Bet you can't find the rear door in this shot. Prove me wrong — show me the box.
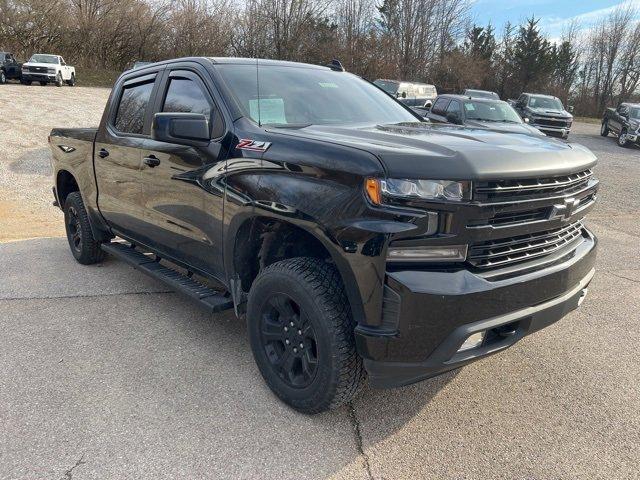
[138,66,227,278]
[94,70,162,239]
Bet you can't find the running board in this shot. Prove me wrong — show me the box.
[101,242,233,313]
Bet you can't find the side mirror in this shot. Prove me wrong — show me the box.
[401,92,407,99]
[446,111,462,125]
[152,112,210,146]
[568,105,574,113]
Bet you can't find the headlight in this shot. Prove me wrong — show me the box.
[47,68,56,74]
[387,245,467,263]
[379,178,469,202]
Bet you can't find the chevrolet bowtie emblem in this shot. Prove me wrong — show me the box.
[550,197,580,220]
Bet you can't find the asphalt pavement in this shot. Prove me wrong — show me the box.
[1,123,639,479]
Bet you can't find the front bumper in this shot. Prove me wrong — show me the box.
[355,229,597,388]
[22,73,56,82]
[531,123,571,137]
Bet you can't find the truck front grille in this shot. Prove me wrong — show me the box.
[467,221,584,269]
[533,118,571,128]
[474,169,593,201]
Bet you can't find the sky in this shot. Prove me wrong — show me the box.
[470,0,640,41]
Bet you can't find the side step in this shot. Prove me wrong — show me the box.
[101,242,234,313]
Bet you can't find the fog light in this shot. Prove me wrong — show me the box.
[457,331,485,352]
[386,245,467,263]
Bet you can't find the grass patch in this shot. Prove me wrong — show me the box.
[75,68,121,88]
[575,116,601,124]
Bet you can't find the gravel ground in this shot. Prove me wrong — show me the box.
[0,84,110,241]
[0,87,639,479]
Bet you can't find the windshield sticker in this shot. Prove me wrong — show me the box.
[464,103,475,111]
[319,82,338,88]
[249,98,287,124]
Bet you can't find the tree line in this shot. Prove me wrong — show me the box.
[1,0,639,116]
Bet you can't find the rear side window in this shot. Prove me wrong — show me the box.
[114,80,155,134]
[446,100,461,114]
[162,78,211,117]
[431,97,449,115]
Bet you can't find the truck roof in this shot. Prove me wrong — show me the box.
[125,56,332,72]
[523,93,558,99]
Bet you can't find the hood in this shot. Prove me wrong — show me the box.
[267,122,596,180]
[527,107,572,119]
[463,120,545,136]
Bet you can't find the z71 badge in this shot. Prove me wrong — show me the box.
[237,139,272,152]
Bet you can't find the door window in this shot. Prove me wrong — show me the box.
[162,77,211,117]
[114,80,155,135]
[431,97,450,115]
[446,100,461,115]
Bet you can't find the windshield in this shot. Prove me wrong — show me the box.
[373,80,399,95]
[463,100,522,123]
[28,54,58,64]
[218,65,417,126]
[528,96,563,110]
[630,107,640,119]
[466,90,498,99]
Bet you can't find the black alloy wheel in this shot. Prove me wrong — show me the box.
[66,205,83,254]
[259,293,319,388]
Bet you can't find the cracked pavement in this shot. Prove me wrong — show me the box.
[0,95,639,479]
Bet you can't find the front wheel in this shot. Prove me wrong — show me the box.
[55,73,63,87]
[247,257,365,413]
[618,129,629,147]
[601,121,610,137]
[0,70,6,84]
[64,191,104,264]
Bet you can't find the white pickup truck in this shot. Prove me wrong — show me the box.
[21,54,75,87]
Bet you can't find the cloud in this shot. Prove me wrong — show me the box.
[541,0,640,36]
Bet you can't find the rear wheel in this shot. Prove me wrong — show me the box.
[0,70,6,84]
[247,257,364,413]
[600,121,609,137]
[64,192,104,265]
[618,128,629,147]
[66,73,76,86]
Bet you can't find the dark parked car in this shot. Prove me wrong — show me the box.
[374,79,438,108]
[49,57,598,413]
[0,52,22,84]
[513,93,573,138]
[426,94,545,136]
[601,102,640,148]
[462,89,499,100]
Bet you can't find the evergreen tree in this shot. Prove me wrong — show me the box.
[513,17,553,92]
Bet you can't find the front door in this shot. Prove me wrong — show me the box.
[139,68,227,279]
[94,71,161,239]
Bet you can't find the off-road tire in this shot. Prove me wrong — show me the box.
[64,191,104,265]
[0,70,6,84]
[55,73,63,87]
[618,128,629,148]
[67,74,75,86]
[600,121,609,137]
[247,257,365,413]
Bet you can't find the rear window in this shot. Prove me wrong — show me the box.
[114,79,155,134]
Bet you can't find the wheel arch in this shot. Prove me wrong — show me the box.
[227,214,366,325]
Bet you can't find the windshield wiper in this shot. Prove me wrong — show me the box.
[264,123,312,129]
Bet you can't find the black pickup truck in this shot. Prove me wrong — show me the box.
[513,93,573,138]
[0,52,22,84]
[49,57,599,413]
[601,103,640,147]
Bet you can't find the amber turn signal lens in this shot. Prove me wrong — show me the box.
[365,178,382,205]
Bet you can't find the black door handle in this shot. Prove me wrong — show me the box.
[98,148,109,158]
[144,155,161,168]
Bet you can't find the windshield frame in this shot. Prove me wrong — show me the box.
[527,95,564,111]
[28,54,59,64]
[215,64,420,127]
[463,99,523,124]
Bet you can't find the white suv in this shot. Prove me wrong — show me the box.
[21,54,75,87]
